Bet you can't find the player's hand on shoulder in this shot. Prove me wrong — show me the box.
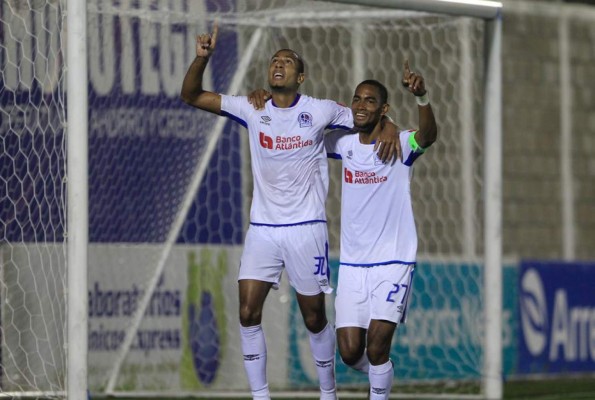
[196,21,218,58]
[402,60,426,97]
[375,118,402,164]
[247,88,272,110]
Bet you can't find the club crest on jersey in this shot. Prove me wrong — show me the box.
[347,150,353,159]
[374,152,386,165]
[298,112,313,128]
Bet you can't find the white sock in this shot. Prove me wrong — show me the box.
[320,387,337,400]
[351,353,370,373]
[240,324,270,400]
[308,323,337,398]
[369,360,393,400]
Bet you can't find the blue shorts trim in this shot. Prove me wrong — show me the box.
[340,260,416,268]
[250,219,327,227]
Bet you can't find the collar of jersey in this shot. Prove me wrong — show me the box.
[271,93,301,108]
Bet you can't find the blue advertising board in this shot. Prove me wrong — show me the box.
[0,0,243,245]
[518,261,595,374]
[289,260,518,385]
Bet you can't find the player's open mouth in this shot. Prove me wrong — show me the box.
[273,73,284,79]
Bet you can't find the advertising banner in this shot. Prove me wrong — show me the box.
[289,260,518,385]
[0,0,243,246]
[519,261,595,374]
[86,244,292,392]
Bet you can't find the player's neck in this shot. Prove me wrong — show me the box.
[270,89,300,108]
[358,125,381,145]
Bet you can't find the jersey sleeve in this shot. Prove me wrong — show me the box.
[220,94,249,128]
[325,129,345,159]
[401,129,425,167]
[323,101,354,131]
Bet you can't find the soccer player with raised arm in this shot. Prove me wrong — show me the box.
[180,22,400,400]
[325,62,438,400]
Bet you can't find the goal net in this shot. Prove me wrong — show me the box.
[1,0,67,397]
[0,0,496,398]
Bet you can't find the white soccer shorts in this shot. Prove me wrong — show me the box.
[335,263,415,329]
[238,222,333,295]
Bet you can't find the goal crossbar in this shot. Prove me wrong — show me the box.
[323,0,502,19]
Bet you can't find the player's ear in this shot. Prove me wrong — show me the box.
[297,73,305,85]
[381,103,390,116]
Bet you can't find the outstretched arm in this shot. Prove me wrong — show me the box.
[180,22,222,114]
[402,60,438,149]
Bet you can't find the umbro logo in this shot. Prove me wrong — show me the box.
[260,116,271,125]
[315,360,333,368]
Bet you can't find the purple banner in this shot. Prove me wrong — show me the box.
[0,0,243,245]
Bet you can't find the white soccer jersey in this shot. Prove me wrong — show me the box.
[221,94,353,226]
[325,129,424,266]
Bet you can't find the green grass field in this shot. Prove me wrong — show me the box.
[90,377,595,400]
[504,377,595,399]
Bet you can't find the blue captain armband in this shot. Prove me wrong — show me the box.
[408,132,426,153]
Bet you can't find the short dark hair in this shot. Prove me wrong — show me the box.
[357,80,388,104]
[273,49,305,74]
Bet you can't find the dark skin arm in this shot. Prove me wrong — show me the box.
[402,60,438,148]
[247,89,402,163]
[180,22,222,114]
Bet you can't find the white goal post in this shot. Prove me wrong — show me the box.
[67,0,89,399]
[0,0,502,399]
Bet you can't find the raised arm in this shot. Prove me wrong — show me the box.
[402,60,438,149]
[180,22,222,114]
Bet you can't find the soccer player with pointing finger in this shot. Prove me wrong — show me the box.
[181,21,401,400]
[325,61,438,400]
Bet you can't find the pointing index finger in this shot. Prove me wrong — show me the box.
[211,20,219,48]
[404,59,410,74]
[402,59,411,87]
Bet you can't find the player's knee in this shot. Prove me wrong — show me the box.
[366,342,391,365]
[302,314,327,333]
[339,352,362,367]
[338,342,364,366]
[238,304,262,326]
